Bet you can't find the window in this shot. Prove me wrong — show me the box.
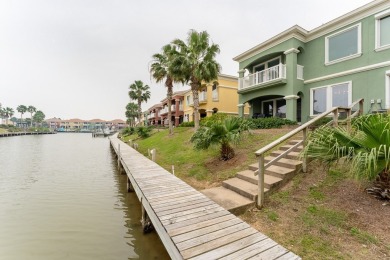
[375,9,390,50]
[212,83,218,101]
[310,82,352,115]
[261,98,286,118]
[325,24,361,64]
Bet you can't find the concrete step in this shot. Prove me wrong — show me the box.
[279,144,303,152]
[264,156,303,170]
[222,177,269,201]
[271,150,301,160]
[201,186,255,214]
[236,170,282,190]
[288,139,303,145]
[249,163,296,180]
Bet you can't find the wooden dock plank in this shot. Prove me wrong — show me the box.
[218,237,277,260]
[109,135,300,260]
[176,223,251,251]
[181,227,258,259]
[190,233,269,260]
[248,245,289,259]
[167,214,237,237]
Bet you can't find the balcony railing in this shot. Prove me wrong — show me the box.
[239,64,286,90]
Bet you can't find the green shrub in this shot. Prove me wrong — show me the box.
[179,121,194,127]
[122,127,135,136]
[200,113,229,126]
[248,117,297,129]
[136,126,152,138]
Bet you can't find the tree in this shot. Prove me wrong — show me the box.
[191,116,251,160]
[128,80,151,124]
[171,30,221,129]
[303,114,390,199]
[150,44,183,135]
[5,107,14,125]
[0,107,5,124]
[125,102,139,127]
[17,105,27,126]
[27,106,36,127]
[33,110,45,126]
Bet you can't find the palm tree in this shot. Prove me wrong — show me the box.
[303,114,390,199]
[17,105,27,127]
[171,30,221,129]
[0,107,5,124]
[150,44,182,135]
[128,80,151,124]
[191,116,251,160]
[5,107,14,125]
[125,102,139,127]
[27,106,36,127]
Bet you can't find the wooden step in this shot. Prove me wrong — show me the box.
[271,150,300,160]
[236,170,283,190]
[264,156,302,170]
[249,163,296,180]
[288,139,303,145]
[222,178,269,201]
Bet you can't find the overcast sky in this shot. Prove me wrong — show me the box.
[0,0,373,120]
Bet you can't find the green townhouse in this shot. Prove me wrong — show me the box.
[234,0,390,123]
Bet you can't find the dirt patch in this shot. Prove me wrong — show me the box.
[239,161,390,259]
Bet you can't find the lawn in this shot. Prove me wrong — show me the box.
[120,127,390,259]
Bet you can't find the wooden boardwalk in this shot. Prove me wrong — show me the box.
[109,135,300,260]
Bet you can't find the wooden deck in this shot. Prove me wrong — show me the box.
[109,135,301,260]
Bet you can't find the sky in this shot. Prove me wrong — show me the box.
[0,0,373,120]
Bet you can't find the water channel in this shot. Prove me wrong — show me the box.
[0,133,170,259]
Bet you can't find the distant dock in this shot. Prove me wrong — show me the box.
[0,132,56,138]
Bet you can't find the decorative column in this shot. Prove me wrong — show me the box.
[284,95,300,121]
[238,69,246,91]
[238,104,245,117]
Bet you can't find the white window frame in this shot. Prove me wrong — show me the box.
[261,97,286,117]
[253,56,281,72]
[386,70,390,109]
[375,9,390,52]
[310,81,352,116]
[325,23,362,65]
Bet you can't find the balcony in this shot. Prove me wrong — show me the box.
[239,64,286,92]
[199,91,207,103]
[212,90,218,101]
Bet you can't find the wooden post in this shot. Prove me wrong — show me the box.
[172,165,175,175]
[333,108,338,127]
[127,176,134,192]
[257,154,265,209]
[302,127,307,173]
[359,99,364,116]
[151,149,156,162]
[117,143,121,168]
[346,108,352,132]
[133,143,138,150]
[140,198,153,233]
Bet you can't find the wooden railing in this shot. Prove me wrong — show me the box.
[254,98,364,208]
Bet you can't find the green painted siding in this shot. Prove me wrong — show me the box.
[238,5,390,122]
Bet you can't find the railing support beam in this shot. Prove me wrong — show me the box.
[257,154,265,209]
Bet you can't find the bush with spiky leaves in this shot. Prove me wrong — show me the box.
[303,114,390,199]
[191,116,252,161]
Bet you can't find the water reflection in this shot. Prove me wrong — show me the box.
[0,134,169,259]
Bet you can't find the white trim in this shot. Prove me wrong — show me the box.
[310,81,352,116]
[237,104,245,107]
[386,70,390,109]
[305,60,390,84]
[325,23,361,65]
[253,56,281,73]
[375,9,390,51]
[284,95,300,100]
[283,48,300,55]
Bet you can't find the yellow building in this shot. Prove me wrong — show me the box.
[182,74,249,122]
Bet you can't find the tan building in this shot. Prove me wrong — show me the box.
[183,74,249,122]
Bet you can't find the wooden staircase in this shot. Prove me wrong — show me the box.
[202,139,303,213]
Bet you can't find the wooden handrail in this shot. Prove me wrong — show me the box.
[254,98,364,208]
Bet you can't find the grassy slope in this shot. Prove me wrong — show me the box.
[121,127,390,259]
